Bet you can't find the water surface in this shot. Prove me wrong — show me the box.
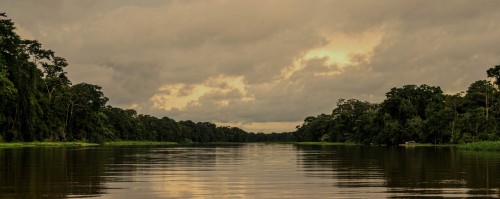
[1,144,499,198]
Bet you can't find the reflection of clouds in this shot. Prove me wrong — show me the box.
[97,145,399,198]
[6,145,500,198]
[147,145,269,198]
[101,144,397,198]
[150,170,248,198]
[66,145,500,198]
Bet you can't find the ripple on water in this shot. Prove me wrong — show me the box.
[1,144,500,198]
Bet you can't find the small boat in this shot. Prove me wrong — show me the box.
[398,141,417,147]
[405,141,416,145]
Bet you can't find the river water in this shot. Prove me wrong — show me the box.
[1,144,499,198]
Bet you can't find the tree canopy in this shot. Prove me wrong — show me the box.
[293,77,500,145]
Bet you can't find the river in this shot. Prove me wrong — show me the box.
[1,144,499,198]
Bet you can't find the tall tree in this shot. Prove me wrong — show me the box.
[65,83,109,142]
[486,65,500,88]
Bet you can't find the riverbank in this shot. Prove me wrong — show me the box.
[258,142,358,145]
[2,141,500,151]
[457,141,500,151]
[103,141,178,146]
[0,142,98,148]
[0,141,178,148]
[398,143,457,147]
[0,141,361,148]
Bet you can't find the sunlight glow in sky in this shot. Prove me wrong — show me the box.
[305,31,384,67]
[280,31,383,80]
[151,75,253,111]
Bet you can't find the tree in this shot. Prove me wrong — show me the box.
[65,83,109,142]
[486,64,500,88]
[0,67,17,141]
[1,13,47,141]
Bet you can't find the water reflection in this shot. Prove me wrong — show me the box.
[0,147,109,198]
[295,145,500,198]
[1,144,500,198]
[102,145,246,198]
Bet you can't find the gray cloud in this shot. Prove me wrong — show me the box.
[2,0,500,132]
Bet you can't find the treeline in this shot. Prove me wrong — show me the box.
[294,68,500,145]
[100,107,295,143]
[0,13,297,143]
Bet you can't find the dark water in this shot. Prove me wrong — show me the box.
[1,144,500,198]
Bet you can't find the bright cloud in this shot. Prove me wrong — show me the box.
[281,30,384,79]
[151,75,253,111]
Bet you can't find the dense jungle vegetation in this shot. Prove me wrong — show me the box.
[1,13,499,145]
[293,80,500,145]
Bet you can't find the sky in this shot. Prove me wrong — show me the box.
[2,0,500,133]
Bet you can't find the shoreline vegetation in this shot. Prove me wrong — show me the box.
[0,142,98,148]
[1,141,500,151]
[280,142,358,146]
[2,13,500,148]
[456,141,500,151]
[0,141,354,148]
[103,141,178,146]
[0,141,179,148]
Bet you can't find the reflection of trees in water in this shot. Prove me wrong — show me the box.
[294,145,500,196]
[0,147,112,198]
[0,144,244,198]
[108,145,244,177]
[114,144,245,169]
[2,144,497,198]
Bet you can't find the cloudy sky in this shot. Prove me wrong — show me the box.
[2,0,500,132]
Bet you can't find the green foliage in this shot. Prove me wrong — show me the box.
[294,65,500,145]
[487,65,500,87]
[0,68,17,130]
[102,141,177,146]
[457,141,500,151]
[0,142,98,148]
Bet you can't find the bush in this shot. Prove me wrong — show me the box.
[457,141,500,151]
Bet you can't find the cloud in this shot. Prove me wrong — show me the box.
[2,0,500,132]
[151,75,252,111]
